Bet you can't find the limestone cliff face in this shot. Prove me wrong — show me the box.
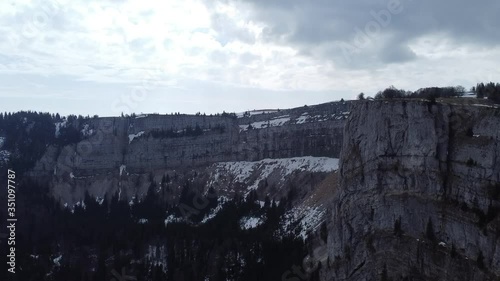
[324,100,500,280]
[28,102,348,205]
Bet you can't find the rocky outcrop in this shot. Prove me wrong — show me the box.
[324,100,500,280]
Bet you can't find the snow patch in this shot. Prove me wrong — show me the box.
[55,119,68,138]
[240,116,291,131]
[296,114,309,124]
[0,150,10,163]
[128,131,145,143]
[0,137,5,149]
[128,197,135,207]
[75,200,86,210]
[53,255,62,267]
[164,214,183,226]
[280,206,326,240]
[211,157,339,194]
[471,103,496,108]
[294,112,349,125]
[239,125,251,131]
[120,165,127,176]
[256,200,266,208]
[240,216,264,230]
[96,197,104,205]
[138,218,149,224]
[269,116,291,126]
[200,197,229,223]
[80,124,94,137]
[145,245,167,272]
[298,207,325,239]
[460,92,476,98]
[135,114,148,119]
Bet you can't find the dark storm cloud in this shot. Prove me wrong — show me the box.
[380,42,417,63]
[221,0,500,67]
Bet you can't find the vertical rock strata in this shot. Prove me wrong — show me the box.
[326,101,500,280]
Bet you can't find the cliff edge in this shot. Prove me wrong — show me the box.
[325,100,500,280]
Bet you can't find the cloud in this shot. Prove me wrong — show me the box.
[228,0,500,67]
[0,0,499,116]
[379,40,417,64]
[211,12,256,45]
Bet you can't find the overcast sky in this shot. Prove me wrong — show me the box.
[0,0,499,116]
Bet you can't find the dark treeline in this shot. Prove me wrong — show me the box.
[358,83,500,104]
[473,82,500,103]
[0,111,89,174]
[124,111,238,119]
[147,124,227,139]
[371,85,465,100]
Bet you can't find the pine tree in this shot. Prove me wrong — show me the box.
[426,218,436,241]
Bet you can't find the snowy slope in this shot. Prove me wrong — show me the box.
[209,156,339,194]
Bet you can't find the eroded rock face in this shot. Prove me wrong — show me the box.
[28,102,349,206]
[325,100,500,280]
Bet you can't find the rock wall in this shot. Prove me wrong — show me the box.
[324,100,500,280]
[28,101,349,205]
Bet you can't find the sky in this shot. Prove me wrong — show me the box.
[0,0,499,116]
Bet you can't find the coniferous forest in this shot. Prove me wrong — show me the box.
[0,177,320,281]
